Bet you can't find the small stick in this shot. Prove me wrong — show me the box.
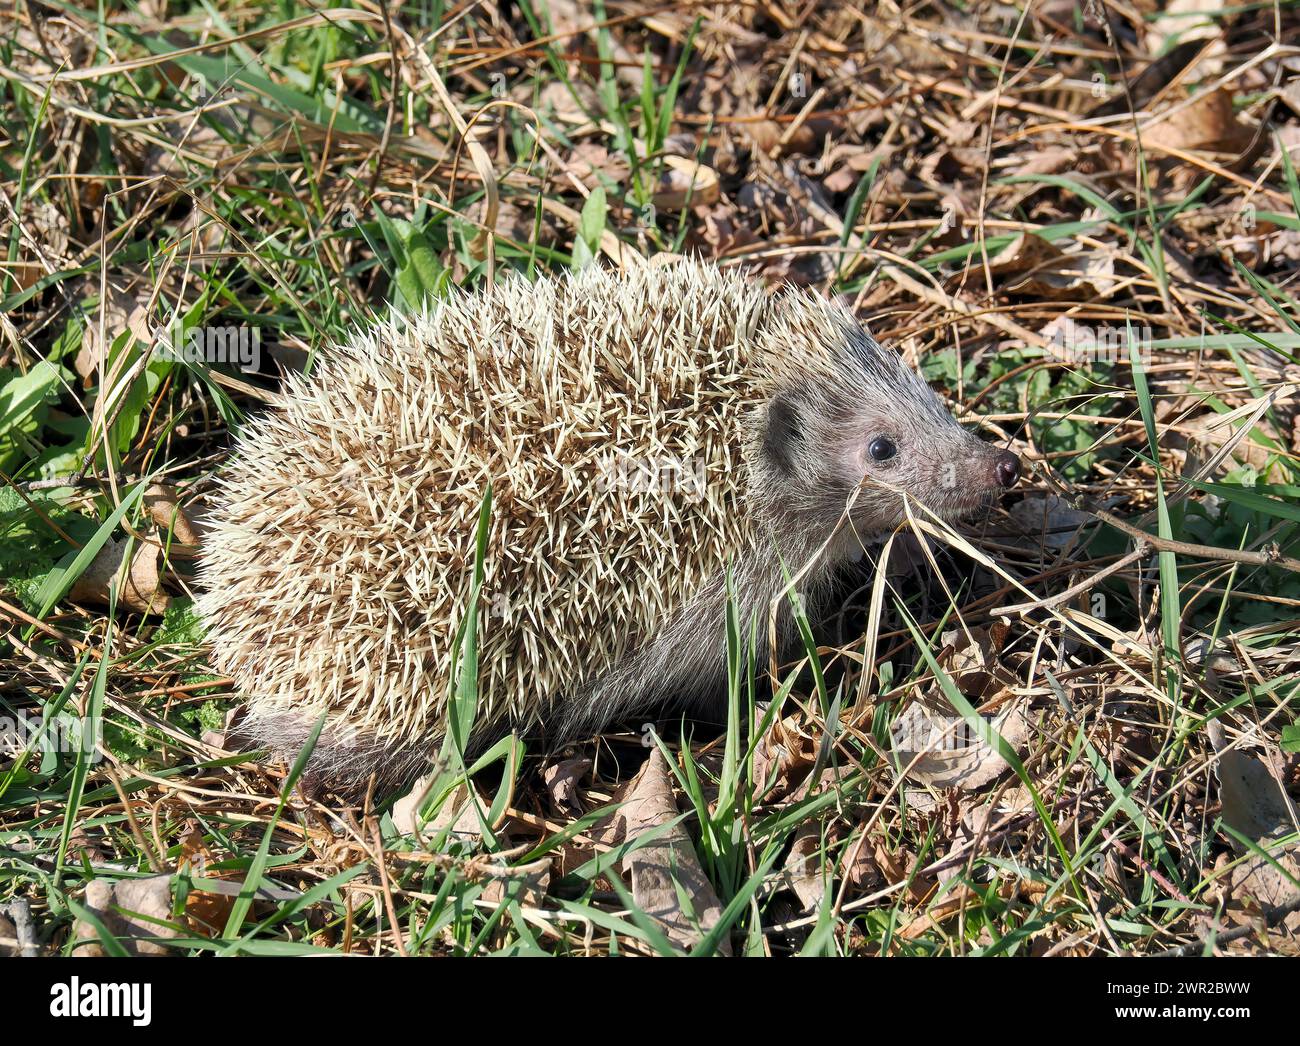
[1088,503,1300,574]
[1154,895,1300,957]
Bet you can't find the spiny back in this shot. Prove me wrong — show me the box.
[197,262,775,750]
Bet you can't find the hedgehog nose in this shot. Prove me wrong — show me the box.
[994,450,1020,489]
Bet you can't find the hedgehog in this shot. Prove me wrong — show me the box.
[196,260,1019,793]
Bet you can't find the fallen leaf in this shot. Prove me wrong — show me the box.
[1006,145,1077,178]
[538,0,584,48]
[1210,721,1297,846]
[73,876,181,956]
[1205,722,1300,946]
[480,858,553,908]
[1008,494,1093,551]
[694,199,761,255]
[781,822,827,911]
[1143,88,1254,156]
[1183,409,1281,476]
[616,747,730,953]
[68,536,170,614]
[65,825,106,865]
[874,840,937,906]
[177,823,235,936]
[9,20,87,78]
[985,233,1112,300]
[565,141,630,189]
[542,756,591,812]
[391,778,487,842]
[144,483,203,545]
[652,155,720,210]
[744,118,824,157]
[940,622,1019,700]
[841,837,884,894]
[539,80,597,125]
[751,708,817,799]
[200,706,241,752]
[891,626,1030,791]
[75,280,152,382]
[8,200,69,291]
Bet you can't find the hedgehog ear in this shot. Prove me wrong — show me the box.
[762,393,803,475]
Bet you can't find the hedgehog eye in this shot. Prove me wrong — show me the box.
[867,436,897,463]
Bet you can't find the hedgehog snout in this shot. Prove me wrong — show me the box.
[931,434,1019,516]
[993,450,1020,489]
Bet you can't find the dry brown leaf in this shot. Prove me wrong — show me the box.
[985,233,1112,299]
[480,859,553,908]
[744,118,822,157]
[539,80,597,125]
[391,778,486,842]
[891,625,1030,792]
[841,836,884,894]
[1183,412,1280,476]
[751,708,817,799]
[1221,848,1300,917]
[889,696,1029,790]
[694,199,761,255]
[936,804,995,886]
[1143,88,1254,155]
[537,0,585,48]
[652,155,721,210]
[177,824,235,936]
[9,20,87,77]
[616,747,729,953]
[8,200,69,291]
[542,756,591,812]
[1006,145,1078,178]
[822,143,885,193]
[940,622,1020,699]
[76,280,152,382]
[488,199,540,244]
[1207,839,1300,952]
[67,536,170,614]
[144,483,203,545]
[73,876,181,956]
[1209,722,1297,846]
[782,822,827,912]
[823,165,859,195]
[788,763,857,804]
[200,706,241,752]
[1008,494,1093,551]
[565,141,630,189]
[1204,722,1300,945]
[65,824,107,866]
[874,840,937,906]
[896,884,976,941]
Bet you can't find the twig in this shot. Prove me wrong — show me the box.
[1088,503,1300,574]
[1154,895,1300,957]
